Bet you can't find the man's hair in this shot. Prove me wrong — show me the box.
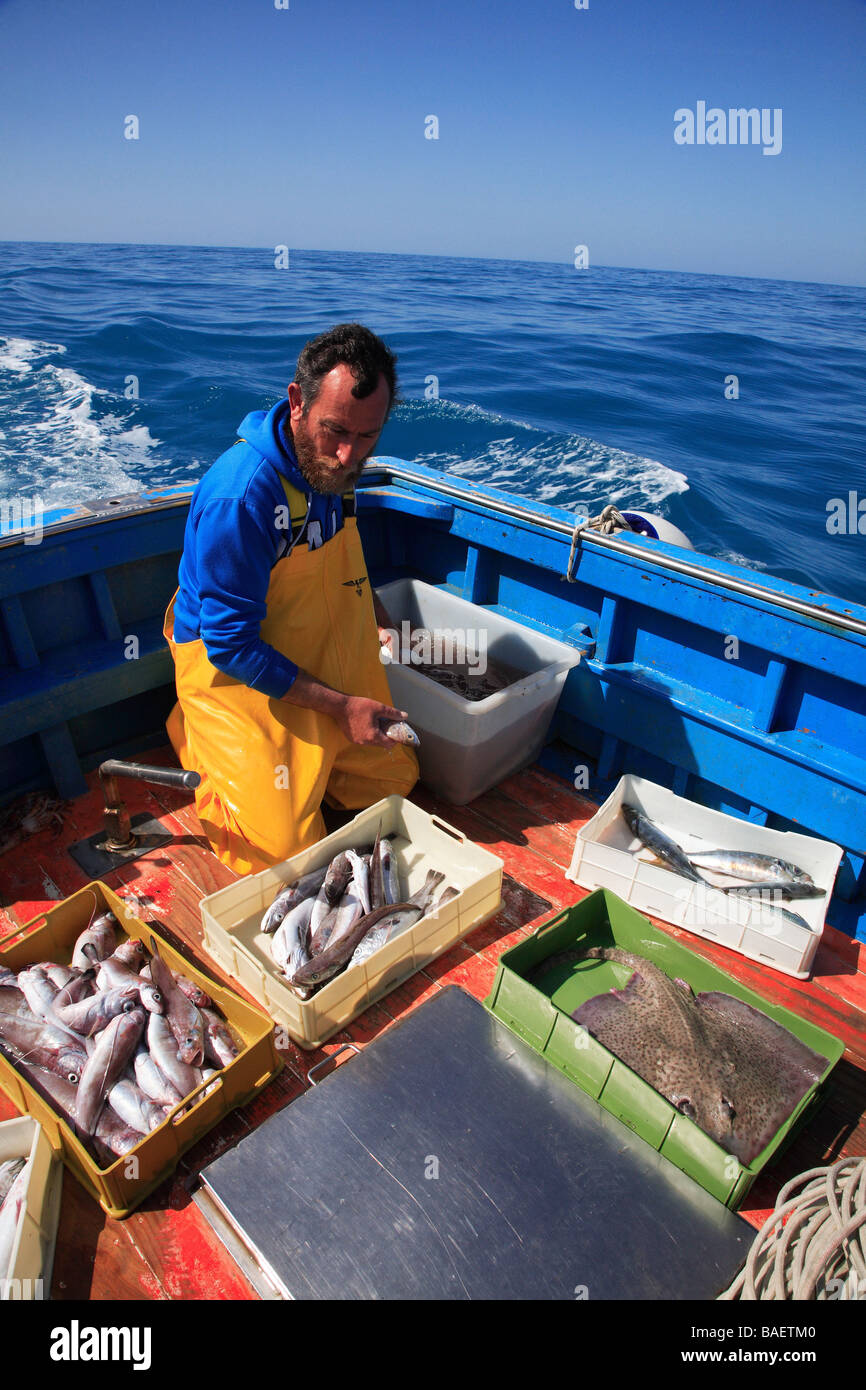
[294,323,398,415]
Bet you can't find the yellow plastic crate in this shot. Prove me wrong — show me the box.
[0,1115,62,1300]
[0,881,282,1219]
[200,795,503,1049]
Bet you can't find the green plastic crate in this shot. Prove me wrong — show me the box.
[484,889,844,1208]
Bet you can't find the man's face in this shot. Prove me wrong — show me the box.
[288,363,391,495]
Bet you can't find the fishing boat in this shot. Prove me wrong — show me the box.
[1,456,864,1301]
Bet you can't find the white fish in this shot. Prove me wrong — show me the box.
[0,1160,29,1277]
[382,720,420,746]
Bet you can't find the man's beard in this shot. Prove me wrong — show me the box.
[290,416,364,495]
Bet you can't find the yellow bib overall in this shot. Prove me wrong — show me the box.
[163,480,418,875]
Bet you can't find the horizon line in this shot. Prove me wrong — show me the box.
[0,238,862,293]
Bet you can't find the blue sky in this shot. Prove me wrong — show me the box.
[0,0,864,283]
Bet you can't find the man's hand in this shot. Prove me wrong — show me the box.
[281,671,408,748]
[335,696,410,748]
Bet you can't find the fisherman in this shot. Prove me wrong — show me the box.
[163,323,418,874]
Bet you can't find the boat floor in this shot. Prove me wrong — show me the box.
[1,749,864,1302]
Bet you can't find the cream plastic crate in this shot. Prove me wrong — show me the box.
[567,774,843,979]
[0,1116,62,1300]
[200,795,503,1049]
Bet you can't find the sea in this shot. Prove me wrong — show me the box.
[1,241,864,606]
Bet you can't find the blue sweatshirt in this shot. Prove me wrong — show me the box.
[172,398,345,697]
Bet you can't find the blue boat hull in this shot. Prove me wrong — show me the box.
[2,460,865,940]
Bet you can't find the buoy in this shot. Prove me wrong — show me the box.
[620,511,694,550]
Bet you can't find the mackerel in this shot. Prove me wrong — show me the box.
[621,804,707,883]
[723,881,825,902]
[686,849,817,887]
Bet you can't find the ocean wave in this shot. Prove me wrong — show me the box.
[0,335,160,504]
[414,425,689,510]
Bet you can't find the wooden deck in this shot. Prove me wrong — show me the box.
[1,750,864,1301]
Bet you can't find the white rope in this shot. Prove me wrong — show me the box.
[561,504,635,583]
[719,1157,866,1300]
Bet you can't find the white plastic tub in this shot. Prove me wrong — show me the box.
[0,1116,62,1300]
[377,579,580,804]
[200,795,503,1049]
[566,774,843,979]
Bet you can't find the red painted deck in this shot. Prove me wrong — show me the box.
[1,751,864,1301]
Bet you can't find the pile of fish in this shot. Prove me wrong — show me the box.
[414,655,517,703]
[535,945,826,1164]
[0,1155,30,1276]
[263,830,458,995]
[621,802,825,933]
[0,899,242,1168]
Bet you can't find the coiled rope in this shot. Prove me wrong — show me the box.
[561,504,635,583]
[719,1156,866,1300]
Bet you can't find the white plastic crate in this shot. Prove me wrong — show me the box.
[0,1116,62,1300]
[200,795,503,1049]
[376,579,580,804]
[566,774,843,979]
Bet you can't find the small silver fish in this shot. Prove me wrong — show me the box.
[71,912,118,971]
[146,1012,199,1099]
[0,1158,26,1210]
[200,1007,241,1068]
[76,1007,146,1135]
[271,896,315,980]
[382,720,420,746]
[261,864,329,934]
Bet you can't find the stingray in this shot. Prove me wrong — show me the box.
[568,948,826,1165]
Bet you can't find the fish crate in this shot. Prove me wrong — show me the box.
[200,795,503,1050]
[0,1116,62,1300]
[0,882,282,1220]
[567,774,844,979]
[485,888,844,1208]
[376,579,581,805]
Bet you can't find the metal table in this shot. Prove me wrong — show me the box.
[197,986,750,1299]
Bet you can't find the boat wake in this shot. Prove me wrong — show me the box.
[400,397,689,513]
[0,336,159,506]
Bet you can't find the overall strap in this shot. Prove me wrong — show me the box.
[276,473,313,558]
